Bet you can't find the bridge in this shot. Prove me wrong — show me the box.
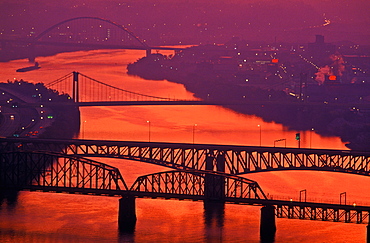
[1,16,370,240]
[2,138,370,176]
[44,71,196,103]
[4,71,369,111]
[0,17,185,59]
[1,149,370,233]
[2,137,370,240]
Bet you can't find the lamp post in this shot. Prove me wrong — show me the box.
[82,120,87,139]
[258,124,261,146]
[147,120,151,142]
[192,124,197,144]
[299,189,307,202]
[310,128,314,149]
[340,192,347,205]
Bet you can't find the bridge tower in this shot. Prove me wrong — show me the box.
[72,71,79,103]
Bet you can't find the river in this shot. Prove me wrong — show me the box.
[0,49,369,242]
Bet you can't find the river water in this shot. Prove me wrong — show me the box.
[1,49,369,242]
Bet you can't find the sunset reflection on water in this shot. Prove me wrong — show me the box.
[0,49,368,242]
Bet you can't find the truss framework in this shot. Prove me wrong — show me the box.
[130,170,267,201]
[3,138,370,175]
[0,151,127,192]
[1,149,370,224]
[275,203,370,224]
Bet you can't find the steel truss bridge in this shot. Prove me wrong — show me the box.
[1,149,369,225]
[3,138,370,176]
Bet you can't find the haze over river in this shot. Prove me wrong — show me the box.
[1,49,369,242]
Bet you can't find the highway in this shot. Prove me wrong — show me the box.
[0,87,53,138]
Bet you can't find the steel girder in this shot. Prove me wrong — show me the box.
[3,138,370,176]
[0,151,128,193]
[129,170,267,201]
[275,204,370,224]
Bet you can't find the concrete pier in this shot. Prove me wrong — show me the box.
[118,196,137,232]
[260,205,276,242]
[205,153,226,201]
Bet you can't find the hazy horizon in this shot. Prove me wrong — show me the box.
[1,0,369,45]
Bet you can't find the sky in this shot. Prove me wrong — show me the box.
[0,0,369,45]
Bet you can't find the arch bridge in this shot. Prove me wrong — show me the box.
[33,17,148,51]
[1,17,184,57]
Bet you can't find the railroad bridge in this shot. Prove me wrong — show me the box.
[2,137,370,240]
[2,138,370,176]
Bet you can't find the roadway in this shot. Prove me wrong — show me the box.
[0,86,53,138]
[6,99,370,109]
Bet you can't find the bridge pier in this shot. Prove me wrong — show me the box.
[146,48,152,57]
[367,223,370,243]
[204,200,225,241]
[118,195,137,233]
[205,153,226,201]
[260,205,276,242]
[206,152,225,172]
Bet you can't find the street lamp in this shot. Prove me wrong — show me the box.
[193,124,197,144]
[310,128,314,149]
[147,120,151,142]
[299,189,307,202]
[340,192,347,205]
[258,124,261,146]
[83,120,87,139]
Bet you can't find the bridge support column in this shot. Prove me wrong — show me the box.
[367,223,370,243]
[118,196,137,233]
[204,200,224,241]
[206,152,225,172]
[205,152,225,201]
[146,48,152,57]
[260,205,276,242]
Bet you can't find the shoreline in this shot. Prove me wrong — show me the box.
[127,52,370,151]
[0,80,80,140]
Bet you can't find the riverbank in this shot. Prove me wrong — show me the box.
[0,80,80,139]
[127,52,370,151]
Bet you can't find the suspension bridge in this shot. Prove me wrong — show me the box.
[4,71,365,110]
[45,72,201,106]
